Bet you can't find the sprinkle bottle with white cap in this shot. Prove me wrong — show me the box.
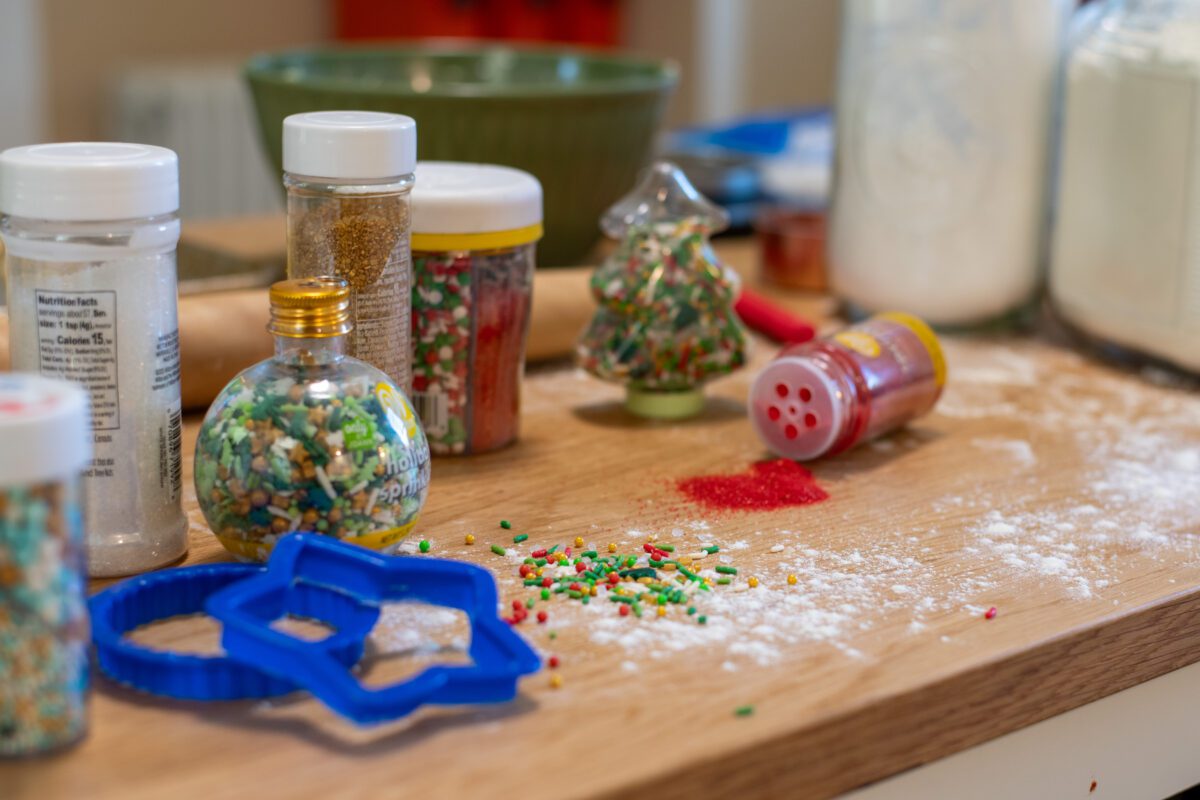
[0,143,187,577]
[0,374,91,755]
[410,161,543,455]
[284,111,417,392]
[749,313,946,461]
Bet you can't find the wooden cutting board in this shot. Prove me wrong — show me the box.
[3,240,1200,800]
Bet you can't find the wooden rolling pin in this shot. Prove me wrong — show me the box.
[0,267,594,410]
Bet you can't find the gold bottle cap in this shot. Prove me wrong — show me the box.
[268,277,353,338]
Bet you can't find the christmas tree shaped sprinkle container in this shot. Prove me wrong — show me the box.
[576,161,748,419]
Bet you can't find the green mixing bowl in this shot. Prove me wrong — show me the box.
[245,45,678,266]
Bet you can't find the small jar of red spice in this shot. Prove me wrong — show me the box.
[410,162,542,455]
[750,313,946,460]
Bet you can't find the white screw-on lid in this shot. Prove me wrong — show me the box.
[0,142,179,221]
[283,111,417,179]
[412,161,542,235]
[0,374,91,486]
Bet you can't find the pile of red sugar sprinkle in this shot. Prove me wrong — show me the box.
[676,459,828,511]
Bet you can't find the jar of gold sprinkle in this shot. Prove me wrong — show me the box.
[284,111,417,391]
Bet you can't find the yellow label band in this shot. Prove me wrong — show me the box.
[412,223,543,253]
[217,519,418,560]
[878,311,948,387]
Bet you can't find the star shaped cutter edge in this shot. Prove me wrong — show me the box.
[206,532,542,725]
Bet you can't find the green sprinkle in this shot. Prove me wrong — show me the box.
[625,556,637,568]
[549,631,557,640]
[610,595,634,604]
[632,602,643,618]
[500,520,511,529]
[698,615,707,624]
[658,544,675,552]
[581,596,590,605]
[735,705,754,717]
[491,544,506,556]
[525,598,536,609]
[687,606,697,616]
[546,544,559,555]
[656,594,668,606]
[513,533,529,544]
[535,558,548,567]
[523,578,541,586]
[619,567,658,580]
[717,577,732,585]
[715,565,738,575]
[541,588,550,600]
[648,558,665,568]
[677,565,699,581]
[704,545,719,554]
[568,590,583,599]
[581,550,598,559]
[418,540,431,553]
[554,586,568,594]
[523,557,536,565]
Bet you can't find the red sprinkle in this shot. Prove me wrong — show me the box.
[537,611,548,624]
[531,548,547,558]
[518,564,532,577]
[548,656,559,669]
[1089,780,1097,793]
[541,577,552,588]
[512,599,522,611]
[618,604,630,617]
[676,459,828,511]
[569,582,581,592]
[985,607,998,620]
[643,544,654,553]
[608,572,620,585]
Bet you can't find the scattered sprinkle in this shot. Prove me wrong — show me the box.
[418,539,431,553]
[608,542,617,553]
[748,577,759,589]
[549,674,562,689]
[513,533,529,543]
[574,536,585,547]
[464,534,475,545]
[548,655,559,669]
[491,544,506,556]
[537,611,548,624]
[985,607,998,620]
[716,565,738,575]
[787,574,797,585]
[500,520,511,529]
[656,606,666,618]
[735,705,754,717]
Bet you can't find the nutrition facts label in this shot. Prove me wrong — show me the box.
[349,247,412,391]
[35,289,120,430]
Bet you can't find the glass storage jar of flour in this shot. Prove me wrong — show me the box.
[0,143,187,577]
[1050,0,1200,372]
[829,0,1070,327]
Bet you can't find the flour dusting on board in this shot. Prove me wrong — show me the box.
[375,340,1200,671]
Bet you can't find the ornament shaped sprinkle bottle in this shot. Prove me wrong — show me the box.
[576,161,748,419]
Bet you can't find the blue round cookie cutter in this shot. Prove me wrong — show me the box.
[89,562,380,700]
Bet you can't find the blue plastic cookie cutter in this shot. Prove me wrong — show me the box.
[206,533,542,725]
[89,562,381,700]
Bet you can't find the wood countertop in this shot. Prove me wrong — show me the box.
[4,240,1200,799]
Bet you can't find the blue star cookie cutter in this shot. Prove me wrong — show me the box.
[89,562,381,700]
[206,533,542,725]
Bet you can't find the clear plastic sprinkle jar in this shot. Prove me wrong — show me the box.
[0,374,91,756]
[0,142,187,577]
[410,162,542,455]
[284,111,417,391]
[194,277,430,562]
